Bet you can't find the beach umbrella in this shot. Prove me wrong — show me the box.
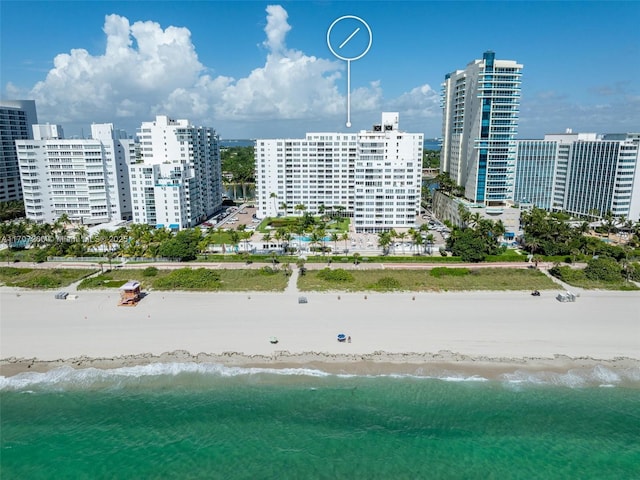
[269,336,279,344]
[337,333,346,342]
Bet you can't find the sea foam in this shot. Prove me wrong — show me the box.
[500,364,639,388]
[1,362,638,391]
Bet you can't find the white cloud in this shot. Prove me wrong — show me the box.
[519,88,640,136]
[262,4,291,55]
[13,5,439,136]
[388,83,440,117]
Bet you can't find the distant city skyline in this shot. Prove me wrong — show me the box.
[1,1,639,139]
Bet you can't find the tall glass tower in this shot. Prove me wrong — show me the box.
[441,51,522,206]
[0,100,38,202]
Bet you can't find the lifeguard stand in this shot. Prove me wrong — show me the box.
[119,281,141,306]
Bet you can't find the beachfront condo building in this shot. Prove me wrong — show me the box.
[514,140,558,210]
[15,123,135,224]
[514,132,640,221]
[440,51,522,206]
[255,112,423,233]
[129,115,223,230]
[1,100,38,202]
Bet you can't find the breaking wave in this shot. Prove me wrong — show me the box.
[1,362,638,391]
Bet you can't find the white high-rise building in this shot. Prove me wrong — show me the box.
[0,100,38,202]
[514,132,640,221]
[15,123,135,224]
[441,51,522,206]
[255,113,423,233]
[129,115,222,230]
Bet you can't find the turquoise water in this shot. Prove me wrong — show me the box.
[294,235,332,243]
[2,364,639,479]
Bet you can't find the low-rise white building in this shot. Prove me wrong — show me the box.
[255,113,423,233]
[16,123,134,224]
[432,191,522,241]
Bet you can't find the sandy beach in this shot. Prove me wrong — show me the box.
[1,285,639,377]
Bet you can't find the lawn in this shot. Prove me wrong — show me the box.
[0,267,97,289]
[549,266,639,291]
[257,215,350,234]
[77,267,289,291]
[297,267,558,292]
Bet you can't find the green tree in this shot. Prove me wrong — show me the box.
[221,146,255,200]
[449,228,487,262]
[584,256,622,282]
[0,200,26,221]
[341,232,350,253]
[294,204,307,216]
[159,229,200,261]
[330,232,339,253]
[377,231,392,255]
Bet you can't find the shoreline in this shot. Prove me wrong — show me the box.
[3,350,640,380]
[2,287,639,379]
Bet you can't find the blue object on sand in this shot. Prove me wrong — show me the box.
[337,333,346,342]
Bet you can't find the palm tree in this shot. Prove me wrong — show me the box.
[229,230,240,253]
[280,229,293,254]
[458,204,471,228]
[435,172,455,195]
[396,231,407,255]
[334,205,346,220]
[576,221,590,235]
[377,231,392,255]
[341,232,349,253]
[602,210,616,239]
[388,228,398,254]
[241,230,252,253]
[73,225,90,256]
[316,226,327,255]
[93,229,113,256]
[468,212,482,229]
[425,233,435,255]
[270,192,278,216]
[279,202,288,216]
[412,229,424,255]
[308,230,322,254]
[525,237,540,254]
[330,232,339,253]
[294,204,307,217]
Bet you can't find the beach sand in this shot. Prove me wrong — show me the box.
[1,287,639,377]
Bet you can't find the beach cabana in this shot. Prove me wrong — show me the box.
[119,281,141,306]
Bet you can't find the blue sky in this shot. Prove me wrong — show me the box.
[1,1,639,139]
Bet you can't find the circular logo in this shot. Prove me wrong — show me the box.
[326,15,372,62]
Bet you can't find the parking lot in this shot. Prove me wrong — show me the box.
[200,204,259,231]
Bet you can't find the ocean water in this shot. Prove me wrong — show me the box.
[2,364,639,479]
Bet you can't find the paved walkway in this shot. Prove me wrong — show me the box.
[284,267,299,294]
